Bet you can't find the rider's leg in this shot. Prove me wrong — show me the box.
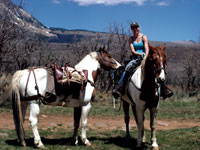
[112,59,137,99]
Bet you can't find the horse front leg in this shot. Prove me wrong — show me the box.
[131,103,146,143]
[122,100,131,139]
[81,102,91,146]
[150,107,159,150]
[29,101,45,149]
[73,107,82,145]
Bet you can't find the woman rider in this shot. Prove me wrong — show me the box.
[112,22,173,99]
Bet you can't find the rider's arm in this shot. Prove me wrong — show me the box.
[143,35,149,56]
[129,37,140,56]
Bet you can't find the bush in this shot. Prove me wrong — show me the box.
[0,73,12,107]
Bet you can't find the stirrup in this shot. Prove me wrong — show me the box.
[112,89,121,99]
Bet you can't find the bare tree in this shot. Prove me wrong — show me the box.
[97,23,130,91]
[182,50,200,96]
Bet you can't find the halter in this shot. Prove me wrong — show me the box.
[98,51,117,65]
[154,67,164,75]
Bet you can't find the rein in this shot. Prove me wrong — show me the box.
[157,83,161,100]
[113,97,122,112]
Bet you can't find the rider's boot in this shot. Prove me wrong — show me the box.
[112,85,122,99]
[161,83,173,99]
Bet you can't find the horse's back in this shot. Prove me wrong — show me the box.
[18,68,48,97]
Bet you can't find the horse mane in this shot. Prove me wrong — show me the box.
[75,52,98,70]
[140,54,148,80]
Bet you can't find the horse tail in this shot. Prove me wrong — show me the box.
[11,70,26,146]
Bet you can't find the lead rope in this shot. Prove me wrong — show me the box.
[158,83,161,101]
[111,71,122,112]
[113,97,122,112]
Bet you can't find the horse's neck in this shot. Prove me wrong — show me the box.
[131,66,143,89]
[143,57,155,81]
[75,52,100,82]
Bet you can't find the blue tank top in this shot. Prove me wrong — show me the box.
[132,35,145,54]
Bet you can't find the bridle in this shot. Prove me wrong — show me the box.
[154,66,165,77]
[98,51,117,65]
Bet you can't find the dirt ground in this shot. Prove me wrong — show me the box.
[1,113,200,131]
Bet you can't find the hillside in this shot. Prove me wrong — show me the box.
[0,0,200,88]
[0,0,56,37]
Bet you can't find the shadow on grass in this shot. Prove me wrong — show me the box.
[6,136,151,149]
[6,137,74,148]
[89,136,151,149]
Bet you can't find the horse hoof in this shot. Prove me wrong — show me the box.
[74,140,78,146]
[21,140,26,147]
[142,137,146,143]
[85,141,91,146]
[72,136,79,146]
[34,141,46,149]
[151,142,159,150]
[38,145,46,149]
[81,137,91,146]
[125,134,132,140]
[152,146,159,150]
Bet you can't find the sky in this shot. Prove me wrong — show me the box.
[11,0,200,42]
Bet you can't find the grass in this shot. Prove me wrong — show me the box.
[157,100,200,119]
[1,95,200,120]
[0,127,199,150]
[38,96,200,120]
[0,90,200,149]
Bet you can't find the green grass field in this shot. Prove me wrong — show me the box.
[0,92,200,150]
[0,126,199,150]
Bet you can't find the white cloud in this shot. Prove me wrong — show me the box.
[52,0,61,4]
[70,0,146,6]
[157,1,169,6]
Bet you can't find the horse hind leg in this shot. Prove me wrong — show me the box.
[123,100,131,139]
[29,101,45,149]
[73,107,82,145]
[21,101,28,121]
[81,102,92,146]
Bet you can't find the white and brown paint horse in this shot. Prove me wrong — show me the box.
[11,47,120,148]
[113,44,166,150]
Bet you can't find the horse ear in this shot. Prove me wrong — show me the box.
[148,43,155,54]
[162,44,166,50]
[148,43,152,49]
[103,45,105,50]
[97,47,102,52]
[94,45,98,51]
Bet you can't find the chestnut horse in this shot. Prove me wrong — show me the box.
[113,44,166,149]
[11,47,120,148]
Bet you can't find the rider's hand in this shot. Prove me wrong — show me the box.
[140,53,145,58]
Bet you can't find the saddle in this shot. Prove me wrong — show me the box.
[53,63,88,99]
[54,62,88,85]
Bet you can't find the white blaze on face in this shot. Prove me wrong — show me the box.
[158,56,165,82]
[159,68,165,81]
